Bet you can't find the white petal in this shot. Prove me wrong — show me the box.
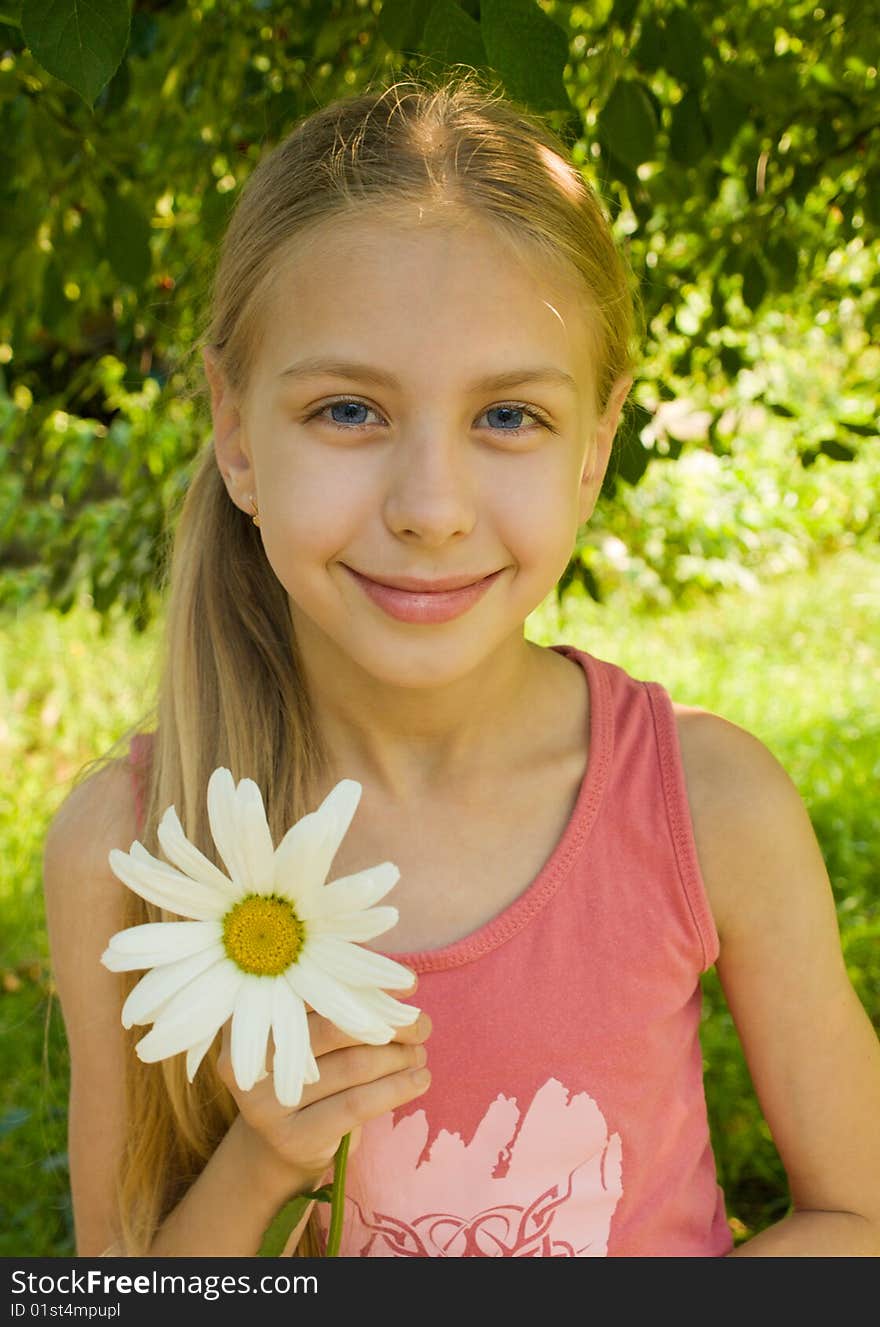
[319,778,363,843]
[351,985,421,1029]
[101,921,221,972]
[306,862,401,920]
[121,943,226,1028]
[135,959,244,1062]
[304,1044,320,1085]
[269,979,311,1108]
[308,906,399,944]
[273,780,363,911]
[157,805,239,901]
[186,1033,217,1083]
[236,779,277,891]
[108,843,228,921]
[230,976,275,1092]
[285,951,393,1043]
[206,767,252,889]
[306,934,415,991]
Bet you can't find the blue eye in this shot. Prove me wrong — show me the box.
[484,405,533,431]
[325,400,376,427]
[310,398,552,435]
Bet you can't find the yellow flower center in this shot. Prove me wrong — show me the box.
[222,894,305,976]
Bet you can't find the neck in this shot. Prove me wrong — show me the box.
[294,627,546,802]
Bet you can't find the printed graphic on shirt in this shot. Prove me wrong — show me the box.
[328,1077,623,1256]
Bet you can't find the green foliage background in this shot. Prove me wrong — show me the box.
[1,0,878,620]
[0,0,878,1256]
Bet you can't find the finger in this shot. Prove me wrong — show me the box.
[296,1037,428,1110]
[299,1059,432,1141]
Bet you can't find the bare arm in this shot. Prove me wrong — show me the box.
[44,759,431,1257]
[678,711,880,1257]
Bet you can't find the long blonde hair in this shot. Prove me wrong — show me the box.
[86,65,639,1256]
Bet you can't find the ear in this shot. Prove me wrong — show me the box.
[203,346,256,512]
[578,373,633,526]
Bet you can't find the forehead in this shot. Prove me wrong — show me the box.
[251,211,597,389]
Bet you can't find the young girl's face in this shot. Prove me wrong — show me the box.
[211,210,627,691]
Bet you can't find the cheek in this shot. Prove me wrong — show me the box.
[494,462,582,567]
[257,449,370,555]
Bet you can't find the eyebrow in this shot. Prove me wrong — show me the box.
[276,357,577,394]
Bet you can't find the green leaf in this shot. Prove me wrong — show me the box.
[631,15,663,71]
[669,90,709,166]
[663,9,707,88]
[22,0,131,109]
[719,345,746,378]
[104,190,151,287]
[809,61,839,92]
[608,0,640,30]
[95,57,130,116]
[819,439,855,462]
[377,0,433,53]
[705,79,749,155]
[40,256,67,329]
[815,117,836,156]
[570,559,603,604]
[0,2,21,25]
[480,0,570,112]
[862,168,880,228]
[741,256,767,311]
[421,0,486,72]
[613,401,652,486]
[128,11,158,60]
[599,78,657,168]
[790,161,818,205]
[766,238,798,292]
[839,419,878,438]
[257,1187,332,1259]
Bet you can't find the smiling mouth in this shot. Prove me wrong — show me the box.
[345,568,501,593]
[341,565,504,624]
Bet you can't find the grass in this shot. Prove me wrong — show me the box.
[1,544,877,1255]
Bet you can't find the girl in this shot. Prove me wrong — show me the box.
[43,71,880,1258]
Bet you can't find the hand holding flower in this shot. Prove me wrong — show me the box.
[101,767,430,1255]
[216,1001,431,1218]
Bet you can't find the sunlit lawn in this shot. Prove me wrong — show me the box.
[1,544,877,1254]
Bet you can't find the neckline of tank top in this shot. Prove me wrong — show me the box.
[128,645,615,974]
[379,644,613,973]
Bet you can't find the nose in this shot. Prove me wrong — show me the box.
[383,428,478,545]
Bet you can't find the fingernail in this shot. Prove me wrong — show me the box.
[412,1067,431,1088]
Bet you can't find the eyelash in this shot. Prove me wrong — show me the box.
[305,397,556,436]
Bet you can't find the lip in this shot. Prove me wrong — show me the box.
[352,570,498,592]
[343,566,504,624]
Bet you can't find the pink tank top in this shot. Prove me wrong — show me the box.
[128,644,732,1257]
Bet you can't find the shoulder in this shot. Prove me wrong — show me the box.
[671,703,823,945]
[44,756,139,909]
[43,756,139,1023]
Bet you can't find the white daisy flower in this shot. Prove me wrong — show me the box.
[101,770,418,1108]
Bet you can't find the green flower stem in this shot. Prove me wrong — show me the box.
[324,1132,351,1257]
